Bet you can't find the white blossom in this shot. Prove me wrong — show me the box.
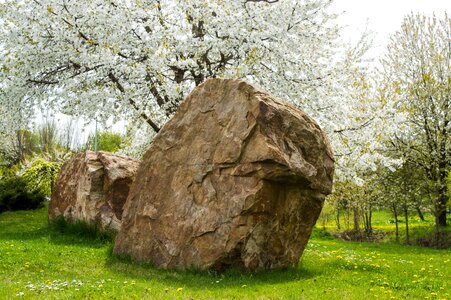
[0,0,395,181]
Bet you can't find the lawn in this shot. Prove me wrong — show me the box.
[318,208,437,230]
[0,206,449,299]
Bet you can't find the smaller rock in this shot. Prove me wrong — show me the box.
[49,151,140,232]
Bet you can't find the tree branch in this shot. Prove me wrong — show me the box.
[108,72,161,133]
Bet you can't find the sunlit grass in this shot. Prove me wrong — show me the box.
[317,209,451,245]
[319,209,436,229]
[0,206,450,299]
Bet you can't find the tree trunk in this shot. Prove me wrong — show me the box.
[435,212,440,246]
[353,207,359,232]
[393,204,399,242]
[364,210,372,232]
[437,192,448,227]
[347,206,350,231]
[364,208,373,240]
[322,212,328,230]
[437,141,448,227]
[364,212,369,231]
[335,206,341,230]
[416,206,425,221]
[404,204,409,245]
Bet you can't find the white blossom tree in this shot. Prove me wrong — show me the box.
[0,0,396,181]
[380,13,450,227]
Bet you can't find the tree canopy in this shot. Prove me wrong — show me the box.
[0,0,395,181]
[381,13,450,226]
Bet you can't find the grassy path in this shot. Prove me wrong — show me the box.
[0,207,449,299]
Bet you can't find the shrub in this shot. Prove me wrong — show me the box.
[404,227,451,249]
[0,176,46,213]
[21,158,61,197]
[85,131,125,153]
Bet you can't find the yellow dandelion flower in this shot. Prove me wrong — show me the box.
[176,287,183,292]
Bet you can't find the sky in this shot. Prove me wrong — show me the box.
[331,0,451,62]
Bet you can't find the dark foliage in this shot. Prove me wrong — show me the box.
[333,229,389,243]
[411,230,451,249]
[0,176,46,213]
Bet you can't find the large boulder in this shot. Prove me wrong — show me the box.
[114,78,334,271]
[49,151,140,232]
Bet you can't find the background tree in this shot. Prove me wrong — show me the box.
[85,131,125,153]
[378,162,429,243]
[37,120,58,153]
[12,130,40,164]
[58,117,82,151]
[380,13,451,227]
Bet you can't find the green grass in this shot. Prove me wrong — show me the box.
[0,206,450,299]
[318,209,451,246]
[318,209,436,230]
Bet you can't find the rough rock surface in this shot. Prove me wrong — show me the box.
[114,78,334,271]
[49,151,140,232]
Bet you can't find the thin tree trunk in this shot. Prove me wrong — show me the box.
[364,211,369,231]
[416,206,425,221]
[393,204,399,242]
[347,206,350,231]
[435,205,441,246]
[437,129,448,227]
[404,204,409,245]
[335,206,341,230]
[353,207,359,232]
[322,212,327,230]
[437,192,448,227]
[364,208,373,241]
